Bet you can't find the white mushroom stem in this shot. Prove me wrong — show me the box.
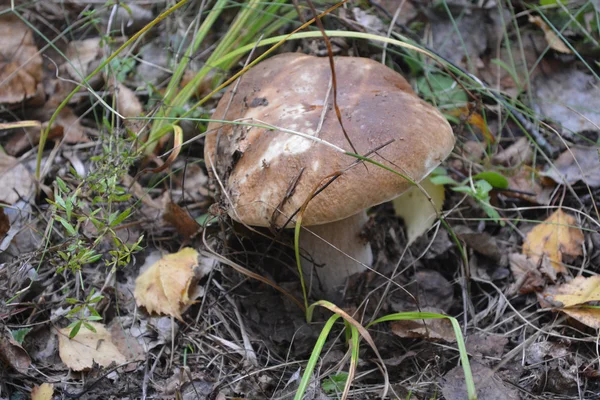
[300,211,372,300]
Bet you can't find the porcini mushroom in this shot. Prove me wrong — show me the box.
[205,53,454,300]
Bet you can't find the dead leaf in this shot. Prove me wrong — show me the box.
[392,177,445,245]
[134,248,201,320]
[108,320,145,372]
[447,107,494,144]
[31,383,54,400]
[493,137,533,167]
[58,322,127,371]
[529,15,572,54]
[454,225,504,263]
[391,307,456,342]
[0,153,34,204]
[466,333,508,359]
[509,253,546,294]
[441,361,520,400]
[0,13,43,104]
[0,328,31,374]
[523,209,584,278]
[0,207,9,238]
[63,38,102,80]
[533,68,600,134]
[163,202,200,239]
[543,276,600,329]
[542,146,600,188]
[505,168,546,205]
[109,79,144,133]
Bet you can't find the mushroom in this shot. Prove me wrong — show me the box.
[205,53,454,300]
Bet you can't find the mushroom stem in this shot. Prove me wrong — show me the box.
[300,211,372,301]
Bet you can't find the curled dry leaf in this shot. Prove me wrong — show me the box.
[163,202,201,239]
[493,137,533,167]
[542,146,600,188]
[392,178,445,245]
[391,307,456,342]
[0,153,34,204]
[523,209,583,279]
[58,322,126,371]
[509,253,546,294]
[0,328,31,374]
[543,276,600,329]
[0,14,43,104]
[0,207,10,238]
[31,383,54,400]
[529,15,572,54]
[134,248,208,320]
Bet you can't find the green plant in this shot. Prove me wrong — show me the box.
[64,288,104,338]
[430,169,507,224]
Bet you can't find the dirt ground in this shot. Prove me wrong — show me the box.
[1,1,600,399]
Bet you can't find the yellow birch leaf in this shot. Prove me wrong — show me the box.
[523,209,583,278]
[134,248,199,320]
[58,323,126,371]
[543,276,600,329]
[31,383,54,400]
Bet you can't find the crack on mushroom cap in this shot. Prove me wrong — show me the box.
[205,53,455,228]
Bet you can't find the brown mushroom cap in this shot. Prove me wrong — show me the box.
[205,53,454,227]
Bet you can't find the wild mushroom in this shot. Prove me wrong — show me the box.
[205,53,454,300]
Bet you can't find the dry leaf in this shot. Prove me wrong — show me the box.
[134,248,200,320]
[58,322,126,371]
[493,137,533,167]
[63,38,102,80]
[110,79,144,133]
[0,154,34,204]
[163,202,200,239]
[523,209,583,278]
[0,207,9,238]
[442,361,520,400]
[31,383,54,400]
[392,178,445,245]
[544,276,600,329]
[509,253,546,294]
[0,328,31,374]
[542,146,600,188]
[391,307,456,342]
[0,14,43,104]
[529,15,572,54]
[447,107,494,144]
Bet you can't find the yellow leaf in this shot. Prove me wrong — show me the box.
[544,276,600,329]
[447,107,494,144]
[31,383,54,400]
[551,275,600,307]
[58,323,126,371]
[529,15,572,54]
[522,209,583,278]
[392,177,445,245]
[134,248,199,320]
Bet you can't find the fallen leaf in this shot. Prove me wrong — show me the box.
[0,13,43,104]
[163,202,200,239]
[109,78,144,133]
[505,168,546,205]
[0,153,34,204]
[31,383,54,400]
[63,38,102,80]
[529,15,572,54]
[466,333,508,359]
[542,146,600,188]
[0,207,9,238]
[543,276,600,329]
[493,137,533,167]
[0,327,31,374]
[134,248,203,319]
[58,322,126,371]
[391,307,456,342]
[533,68,600,134]
[441,361,520,400]
[523,209,584,278]
[392,177,445,245]
[454,225,503,263]
[108,320,145,371]
[509,253,546,294]
[447,107,494,144]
